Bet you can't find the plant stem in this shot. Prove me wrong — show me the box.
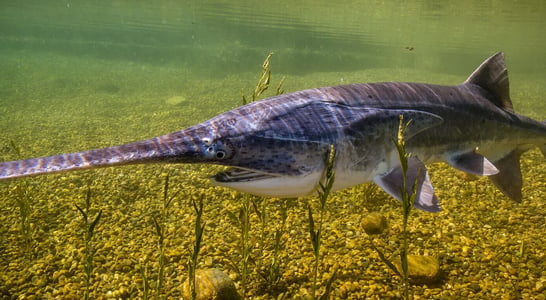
[76,187,102,300]
[189,196,205,300]
[394,115,414,300]
[240,193,251,299]
[309,145,336,299]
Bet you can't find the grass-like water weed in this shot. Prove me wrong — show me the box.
[308,145,337,299]
[239,193,253,298]
[188,194,206,300]
[251,197,267,259]
[12,185,33,261]
[365,116,416,299]
[139,263,151,300]
[151,215,165,299]
[394,115,415,300]
[241,52,285,106]
[8,140,35,261]
[261,198,288,288]
[151,173,180,299]
[75,187,103,300]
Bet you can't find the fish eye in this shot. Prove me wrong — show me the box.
[216,150,226,159]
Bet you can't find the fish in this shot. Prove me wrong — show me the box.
[1,52,545,212]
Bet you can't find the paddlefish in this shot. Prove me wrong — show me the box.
[1,52,545,212]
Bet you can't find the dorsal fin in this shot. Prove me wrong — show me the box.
[464,52,514,112]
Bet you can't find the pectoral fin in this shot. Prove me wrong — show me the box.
[374,156,440,212]
[447,150,499,175]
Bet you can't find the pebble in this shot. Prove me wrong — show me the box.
[181,268,240,300]
[361,213,389,235]
[394,255,441,284]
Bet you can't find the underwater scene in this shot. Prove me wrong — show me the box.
[0,0,545,299]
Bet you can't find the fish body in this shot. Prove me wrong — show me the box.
[1,52,545,212]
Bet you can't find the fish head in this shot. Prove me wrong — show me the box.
[163,122,240,165]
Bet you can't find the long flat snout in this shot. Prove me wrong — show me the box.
[0,130,205,180]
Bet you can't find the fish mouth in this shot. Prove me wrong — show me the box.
[212,168,278,183]
[210,167,321,198]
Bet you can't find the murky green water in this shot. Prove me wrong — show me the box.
[0,1,544,299]
[2,0,546,75]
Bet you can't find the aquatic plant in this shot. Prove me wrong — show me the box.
[256,198,289,289]
[151,173,180,299]
[228,193,253,299]
[11,185,33,260]
[364,116,417,298]
[188,194,206,300]
[8,140,34,261]
[394,115,416,299]
[139,263,151,300]
[151,215,165,299]
[307,145,338,299]
[75,187,103,300]
[241,52,285,105]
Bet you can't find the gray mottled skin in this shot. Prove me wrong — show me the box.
[1,52,545,212]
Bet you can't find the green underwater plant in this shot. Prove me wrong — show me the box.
[75,187,103,300]
[367,116,416,299]
[139,263,151,300]
[226,193,253,299]
[394,115,416,300]
[307,145,338,300]
[241,52,285,105]
[8,140,35,261]
[151,173,180,299]
[188,194,206,300]
[255,197,290,290]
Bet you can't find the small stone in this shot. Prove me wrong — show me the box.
[394,255,441,284]
[361,213,388,235]
[182,268,240,300]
